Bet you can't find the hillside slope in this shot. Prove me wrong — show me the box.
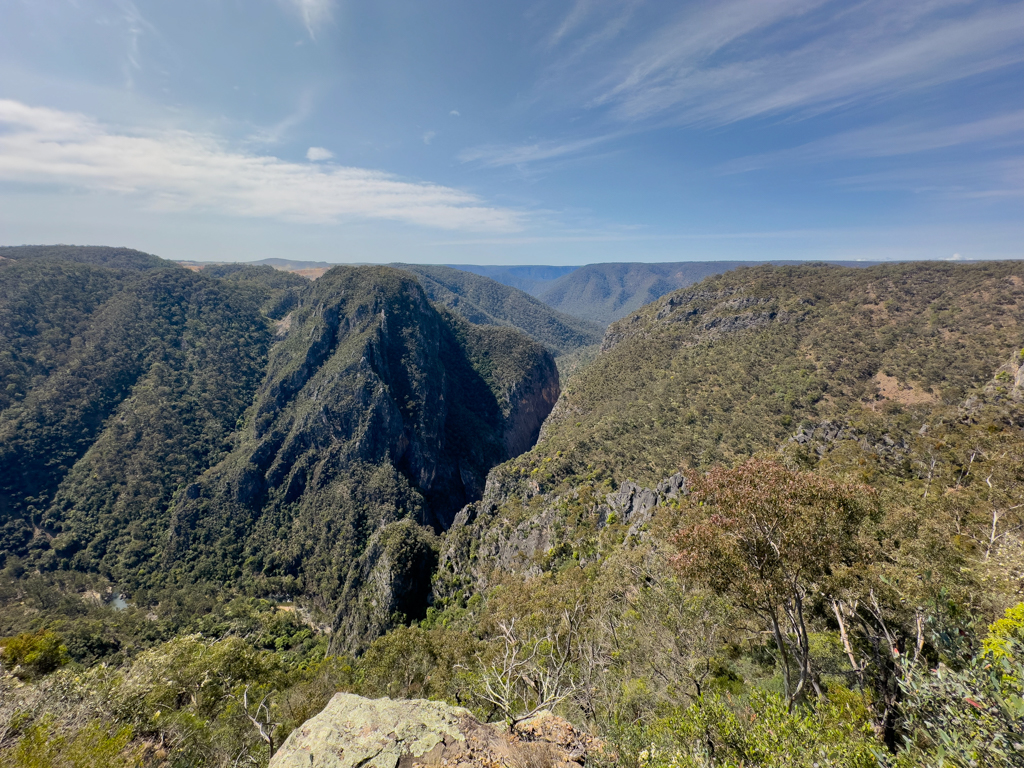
[0,252,560,651]
[0,252,559,649]
[0,260,273,560]
[492,261,1023,494]
[395,264,603,357]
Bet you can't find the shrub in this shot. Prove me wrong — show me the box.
[0,631,70,680]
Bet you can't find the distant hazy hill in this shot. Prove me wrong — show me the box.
[535,262,755,324]
[447,264,579,296]
[394,264,603,357]
[253,257,338,271]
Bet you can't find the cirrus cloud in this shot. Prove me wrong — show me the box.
[0,100,521,232]
[282,0,334,40]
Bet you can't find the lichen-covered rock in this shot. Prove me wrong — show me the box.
[269,693,599,768]
[269,693,468,768]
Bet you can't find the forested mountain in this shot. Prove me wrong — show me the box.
[0,253,558,643]
[199,263,309,319]
[164,266,558,649]
[503,261,1023,490]
[197,258,604,360]
[0,257,275,562]
[394,264,603,357]
[430,261,1024,765]
[0,256,1021,768]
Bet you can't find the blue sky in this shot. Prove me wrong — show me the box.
[0,0,1021,264]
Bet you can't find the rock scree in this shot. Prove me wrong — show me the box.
[269,692,599,768]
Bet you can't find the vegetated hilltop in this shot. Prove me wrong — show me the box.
[0,244,168,271]
[531,260,886,325]
[497,261,1023,493]
[218,258,604,361]
[0,252,559,650]
[393,264,603,358]
[199,263,310,318]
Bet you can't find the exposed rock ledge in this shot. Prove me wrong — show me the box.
[269,693,598,768]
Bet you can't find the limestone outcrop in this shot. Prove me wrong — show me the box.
[269,693,598,768]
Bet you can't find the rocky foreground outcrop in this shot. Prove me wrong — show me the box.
[269,693,598,768]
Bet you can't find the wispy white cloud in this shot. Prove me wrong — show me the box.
[720,110,1024,173]
[548,0,640,54]
[498,1,1024,174]
[0,100,520,231]
[422,131,436,145]
[550,0,597,46]
[113,0,157,88]
[555,0,1024,127]
[281,0,333,40]
[306,146,333,161]
[459,133,620,168]
[248,96,314,145]
[834,158,1024,198]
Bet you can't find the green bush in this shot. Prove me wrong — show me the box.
[0,630,69,679]
[11,720,139,768]
[898,603,1024,767]
[622,688,879,768]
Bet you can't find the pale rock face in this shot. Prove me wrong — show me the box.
[269,693,598,768]
[269,693,469,768]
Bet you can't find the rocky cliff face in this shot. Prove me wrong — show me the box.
[498,355,561,458]
[436,472,685,597]
[164,267,559,650]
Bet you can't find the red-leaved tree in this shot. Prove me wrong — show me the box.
[671,457,876,710]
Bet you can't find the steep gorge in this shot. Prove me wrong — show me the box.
[0,254,560,651]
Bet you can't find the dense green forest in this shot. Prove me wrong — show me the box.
[0,252,558,645]
[0,255,1021,767]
